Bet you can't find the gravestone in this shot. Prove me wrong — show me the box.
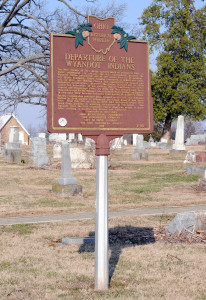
[172,115,185,151]
[52,141,82,195]
[133,134,138,146]
[148,135,156,148]
[38,132,46,138]
[68,133,75,142]
[110,137,122,150]
[160,138,168,143]
[132,134,148,160]
[53,143,62,159]
[62,237,95,245]
[78,134,83,143]
[49,133,67,143]
[4,126,22,164]
[70,146,95,169]
[186,166,206,174]
[167,211,206,234]
[29,137,50,167]
[198,178,206,187]
[145,141,152,149]
[84,137,95,150]
[158,137,172,149]
[196,153,206,162]
[151,142,156,148]
[57,142,77,185]
[186,134,206,146]
[158,142,172,149]
[183,150,196,164]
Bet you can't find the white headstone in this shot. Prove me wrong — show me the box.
[53,143,62,159]
[49,133,67,143]
[85,137,95,149]
[186,134,206,145]
[133,134,138,145]
[183,150,196,164]
[70,147,95,168]
[111,138,122,149]
[39,132,46,138]
[151,142,157,148]
[68,133,75,142]
[160,138,168,144]
[172,115,185,150]
[78,133,83,142]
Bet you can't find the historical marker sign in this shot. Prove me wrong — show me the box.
[47,15,153,291]
[47,15,153,139]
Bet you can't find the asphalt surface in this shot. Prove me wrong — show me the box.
[0,204,206,226]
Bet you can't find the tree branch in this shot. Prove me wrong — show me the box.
[0,0,30,35]
[0,53,50,76]
[6,23,50,41]
[22,64,48,88]
[0,0,9,11]
[17,12,52,34]
[58,0,87,18]
[2,30,49,49]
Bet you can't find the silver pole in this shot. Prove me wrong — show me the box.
[95,155,109,290]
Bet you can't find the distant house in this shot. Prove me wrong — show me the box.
[0,114,30,145]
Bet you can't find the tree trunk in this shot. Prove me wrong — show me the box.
[162,114,172,142]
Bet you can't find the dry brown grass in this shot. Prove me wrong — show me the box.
[0,215,206,299]
[0,144,206,298]
[0,144,205,217]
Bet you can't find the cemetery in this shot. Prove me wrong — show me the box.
[0,0,205,298]
[0,135,206,298]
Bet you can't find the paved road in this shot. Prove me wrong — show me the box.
[0,204,206,226]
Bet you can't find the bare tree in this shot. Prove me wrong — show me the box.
[184,120,204,140]
[171,119,204,140]
[0,0,53,111]
[0,0,129,113]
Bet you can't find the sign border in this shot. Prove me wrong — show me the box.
[50,32,152,133]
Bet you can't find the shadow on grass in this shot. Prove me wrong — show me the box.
[78,225,155,285]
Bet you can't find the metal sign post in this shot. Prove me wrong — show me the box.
[95,155,109,290]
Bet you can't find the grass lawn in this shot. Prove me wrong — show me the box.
[0,144,205,217]
[0,144,205,299]
[0,215,206,299]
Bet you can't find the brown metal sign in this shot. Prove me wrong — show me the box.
[47,15,153,140]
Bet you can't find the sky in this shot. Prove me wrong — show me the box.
[15,0,206,132]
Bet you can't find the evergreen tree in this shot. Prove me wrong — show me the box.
[140,0,206,137]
